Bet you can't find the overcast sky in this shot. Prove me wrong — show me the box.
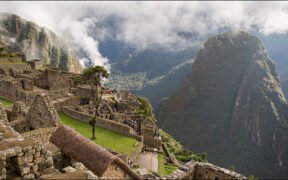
[0,1,288,67]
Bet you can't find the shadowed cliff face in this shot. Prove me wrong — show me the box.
[282,79,288,99]
[158,31,288,178]
[0,13,82,73]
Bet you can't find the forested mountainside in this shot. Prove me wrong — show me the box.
[158,31,288,178]
[0,13,82,72]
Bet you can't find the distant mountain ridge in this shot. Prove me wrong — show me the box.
[0,13,82,72]
[158,31,288,178]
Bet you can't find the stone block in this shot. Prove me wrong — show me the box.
[21,167,30,176]
[72,162,85,170]
[24,155,33,163]
[34,157,43,164]
[23,173,35,179]
[63,166,76,173]
[85,170,99,180]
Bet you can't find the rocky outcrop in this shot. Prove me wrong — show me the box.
[158,31,288,178]
[0,13,82,73]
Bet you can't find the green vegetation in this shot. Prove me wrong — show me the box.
[58,112,138,156]
[134,96,156,122]
[74,66,109,139]
[159,129,207,163]
[158,152,178,177]
[158,153,165,177]
[0,97,14,107]
[36,66,46,71]
[164,164,178,176]
[0,52,18,57]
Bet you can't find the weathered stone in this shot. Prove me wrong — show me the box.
[0,174,6,180]
[63,166,76,173]
[34,157,42,164]
[0,168,6,175]
[24,155,33,163]
[21,167,30,175]
[23,173,35,179]
[73,162,85,170]
[85,170,98,180]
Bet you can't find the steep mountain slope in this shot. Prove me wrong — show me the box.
[158,31,288,178]
[104,48,198,117]
[0,13,82,72]
[282,79,288,99]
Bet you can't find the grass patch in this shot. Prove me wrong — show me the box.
[58,112,139,156]
[158,152,178,177]
[164,164,178,175]
[37,66,46,71]
[158,153,165,177]
[0,97,14,107]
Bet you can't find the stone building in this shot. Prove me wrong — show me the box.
[35,68,70,90]
[27,59,43,70]
[0,115,54,179]
[26,93,60,131]
[141,117,162,150]
[50,125,141,179]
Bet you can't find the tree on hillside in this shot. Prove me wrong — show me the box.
[74,66,109,139]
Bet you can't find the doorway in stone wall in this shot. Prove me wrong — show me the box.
[5,156,21,179]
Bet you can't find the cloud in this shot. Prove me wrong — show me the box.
[1,1,288,61]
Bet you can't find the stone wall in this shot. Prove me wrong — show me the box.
[0,57,22,63]
[0,64,31,73]
[52,96,80,111]
[21,127,58,144]
[0,144,54,179]
[9,119,28,133]
[101,162,133,179]
[143,136,162,149]
[26,94,60,131]
[35,69,69,90]
[162,160,246,180]
[129,141,143,163]
[62,106,142,141]
[0,79,39,105]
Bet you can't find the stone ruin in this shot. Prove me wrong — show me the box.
[0,51,247,179]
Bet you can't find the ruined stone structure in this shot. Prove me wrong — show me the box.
[0,50,247,179]
[50,125,141,179]
[141,117,162,150]
[26,93,60,131]
[163,160,246,180]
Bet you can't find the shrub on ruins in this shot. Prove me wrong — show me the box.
[134,96,156,122]
[74,65,109,139]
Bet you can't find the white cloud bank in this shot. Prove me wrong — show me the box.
[0,1,288,66]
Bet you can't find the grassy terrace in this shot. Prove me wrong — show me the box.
[58,112,139,156]
[158,152,178,177]
[0,97,14,107]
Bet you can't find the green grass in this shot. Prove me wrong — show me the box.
[158,153,165,177]
[37,66,46,71]
[158,152,178,177]
[164,164,178,175]
[58,112,139,156]
[0,97,14,107]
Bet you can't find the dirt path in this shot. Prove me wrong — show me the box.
[135,152,158,172]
